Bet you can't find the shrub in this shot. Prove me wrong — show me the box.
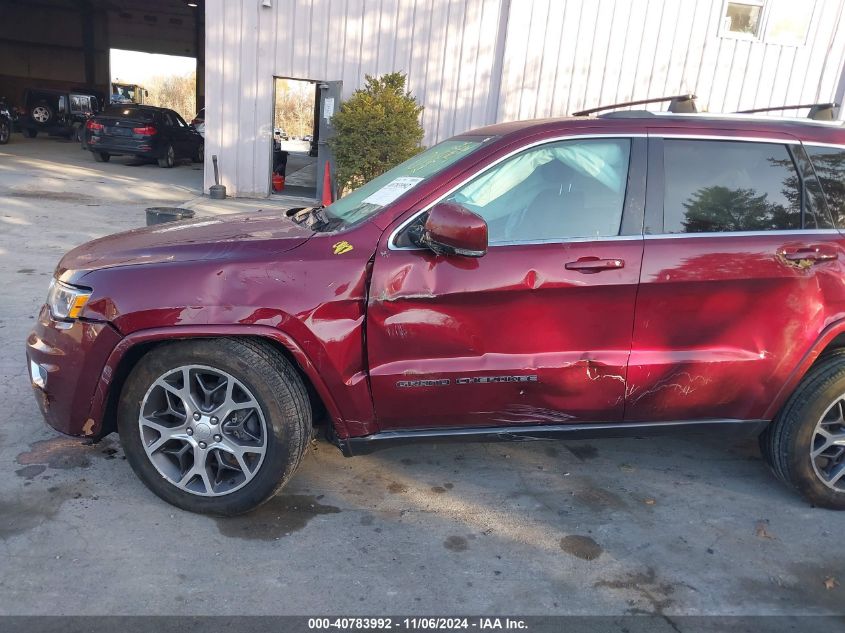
[329,72,424,195]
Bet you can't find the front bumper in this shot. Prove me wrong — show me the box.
[26,305,122,437]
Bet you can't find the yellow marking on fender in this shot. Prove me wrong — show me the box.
[332,240,354,255]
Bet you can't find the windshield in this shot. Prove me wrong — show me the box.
[324,137,492,224]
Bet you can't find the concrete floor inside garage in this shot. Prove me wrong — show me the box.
[0,136,844,619]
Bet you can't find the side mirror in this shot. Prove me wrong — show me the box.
[421,202,488,257]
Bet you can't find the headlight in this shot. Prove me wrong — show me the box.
[47,280,92,320]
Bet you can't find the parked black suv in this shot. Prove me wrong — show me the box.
[19,88,101,140]
[85,105,204,167]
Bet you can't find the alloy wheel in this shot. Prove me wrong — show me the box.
[167,145,175,166]
[138,364,268,496]
[812,397,845,491]
[0,122,8,143]
[32,106,50,123]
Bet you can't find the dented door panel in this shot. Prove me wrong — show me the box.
[367,239,644,429]
[626,233,845,421]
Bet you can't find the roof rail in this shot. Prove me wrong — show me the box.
[736,103,839,121]
[573,94,697,117]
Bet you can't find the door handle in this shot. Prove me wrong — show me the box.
[779,245,838,264]
[565,257,625,273]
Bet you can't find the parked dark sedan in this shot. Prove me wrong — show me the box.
[85,105,204,167]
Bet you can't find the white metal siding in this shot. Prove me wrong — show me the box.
[205,0,845,197]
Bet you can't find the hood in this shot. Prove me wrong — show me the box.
[57,210,315,278]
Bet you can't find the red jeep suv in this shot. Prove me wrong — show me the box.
[26,105,845,515]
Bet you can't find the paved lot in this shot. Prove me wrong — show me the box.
[1,136,844,620]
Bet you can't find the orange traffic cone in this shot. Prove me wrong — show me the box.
[321,161,333,207]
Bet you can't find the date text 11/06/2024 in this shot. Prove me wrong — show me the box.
[307,617,528,630]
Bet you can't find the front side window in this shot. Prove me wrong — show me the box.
[443,138,631,244]
[663,140,801,233]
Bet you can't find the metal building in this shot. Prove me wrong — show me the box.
[204,0,845,198]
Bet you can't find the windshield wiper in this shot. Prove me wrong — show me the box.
[287,205,342,232]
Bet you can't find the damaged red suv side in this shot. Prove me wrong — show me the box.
[26,109,845,515]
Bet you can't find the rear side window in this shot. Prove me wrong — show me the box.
[805,145,845,228]
[663,140,801,233]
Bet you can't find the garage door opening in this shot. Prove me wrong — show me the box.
[109,48,198,123]
[271,77,342,201]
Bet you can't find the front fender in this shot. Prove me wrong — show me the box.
[87,324,367,440]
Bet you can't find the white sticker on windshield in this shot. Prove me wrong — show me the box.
[362,177,424,206]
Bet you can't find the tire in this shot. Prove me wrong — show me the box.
[92,151,110,162]
[72,125,83,143]
[31,102,53,125]
[760,350,845,509]
[158,143,175,168]
[117,338,312,516]
[0,120,9,145]
[23,128,37,138]
[192,141,204,163]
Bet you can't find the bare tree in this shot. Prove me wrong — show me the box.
[274,79,314,138]
[145,72,197,121]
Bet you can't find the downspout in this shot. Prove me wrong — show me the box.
[485,0,512,125]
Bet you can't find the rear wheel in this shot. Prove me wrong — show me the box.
[0,120,9,144]
[117,339,312,516]
[158,143,175,168]
[23,128,37,138]
[92,151,110,162]
[760,351,845,509]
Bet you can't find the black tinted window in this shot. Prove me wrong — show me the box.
[805,145,845,229]
[793,147,834,229]
[663,140,801,233]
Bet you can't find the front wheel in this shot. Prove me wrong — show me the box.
[192,141,204,163]
[92,150,110,162]
[760,351,845,509]
[158,143,175,168]
[23,128,37,138]
[117,338,312,516]
[0,120,9,144]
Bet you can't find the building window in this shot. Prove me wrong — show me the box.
[720,0,814,46]
[723,2,764,38]
[765,0,814,46]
